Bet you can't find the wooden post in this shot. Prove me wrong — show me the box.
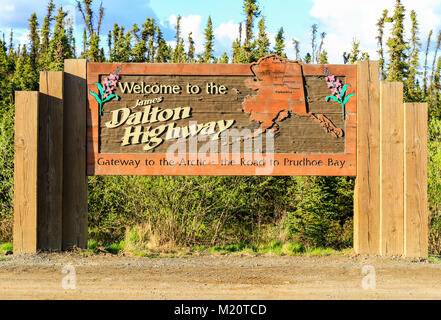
[63,60,88,250]
[404,103,428,258]
[14,92,39,254]
[38,72,64,251]
[354,61,381,255]
[380,82,405,256]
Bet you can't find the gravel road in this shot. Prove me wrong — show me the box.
[0,253,440,300]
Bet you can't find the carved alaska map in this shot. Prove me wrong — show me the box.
[241,54,344,141]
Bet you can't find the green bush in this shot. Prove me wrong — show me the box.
[86,175,355,250]
[0,103,14,242]
[284,177,354,249]
[429,118,441,254]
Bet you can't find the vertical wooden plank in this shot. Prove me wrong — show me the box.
[14,92,39,254]
[63,60,88,250]
[38,72,64,251]
[380,82,404,256]
[354,61,380,255]
[404,103,428,258]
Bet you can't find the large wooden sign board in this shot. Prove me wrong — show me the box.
[87,55,357,176]
[14,58,428,259]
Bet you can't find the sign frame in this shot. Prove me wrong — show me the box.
[87,59,357,176]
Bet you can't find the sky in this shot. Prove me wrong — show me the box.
[1,0,441,64]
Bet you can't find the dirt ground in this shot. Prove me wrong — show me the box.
[0,252,441,300]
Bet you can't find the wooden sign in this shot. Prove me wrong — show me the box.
[87,55,357,176]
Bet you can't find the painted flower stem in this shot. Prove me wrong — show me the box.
[324,68,355,119]
[89,67,122,116]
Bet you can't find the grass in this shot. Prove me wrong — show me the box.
[86,240,125,254]
[188,241,345,257]
[0,239,348,258]
[428,256,441,264]
[0,243,13,253]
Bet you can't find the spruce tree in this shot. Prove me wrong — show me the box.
[155,26,170,63]
[41,0,55,56]
[429,31,441,104]
[77,0,104,62]
[109,24,132,62]
[377,9,388,80]
[28,13,40,88]
[219,52,229,64]
[273,27,286,58]
[187,32,195,63]
[48,7,74,70]
[202,17,214,63]
[131,24,147,62]
[172,16,186,63]
[423,30,433,100]
[318,51,328,64]
[317,32,326,63]
[243,0,260,46]
[386,0,409,82]
[293,39,300,61]
[406,10,422,102]
[256,17,270,59]
[304,53,312,64]
[142,18,156,62]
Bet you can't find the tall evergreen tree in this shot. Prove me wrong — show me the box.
[202,17,215,63]
[256,17,270,59]
[155,26,170,63]
[406,10,422,102]
[386,0,409,82]
[28,13,40,88]
[187,32,196,63]
[172,16,186,63]
[48,7,74,70]
[109,24,132,62]
[293,39,300,61]
[219,52,229,64]
[429,31,441,103]
[40,0,55,69]
[377,9,388,80]
[273,27,286,58]
[423,30,433,99]
[243,0,260,46]
[77,0,105,62]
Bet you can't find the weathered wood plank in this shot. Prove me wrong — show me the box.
[14,92,39,254]
[354,61,380,255]
[404,103,428,258]
[63,60,88,250]
[380,82,404,256]
[38,71,64,251]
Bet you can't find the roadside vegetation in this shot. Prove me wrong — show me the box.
[0,0,441,255]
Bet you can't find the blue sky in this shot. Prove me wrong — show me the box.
[1,0,441,63]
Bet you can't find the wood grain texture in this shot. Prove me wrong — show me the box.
[98,75,346,154]
[14,92,39,254]
[38,72,64,251]
[404,103,428,258]
[380,82,404,256]
[354,61,380,255]
[63,60,88,250]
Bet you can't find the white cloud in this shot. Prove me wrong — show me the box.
[310,0,441,63]
[18,30,30,47]
[214,20,239,49]
[168,14,204,54]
